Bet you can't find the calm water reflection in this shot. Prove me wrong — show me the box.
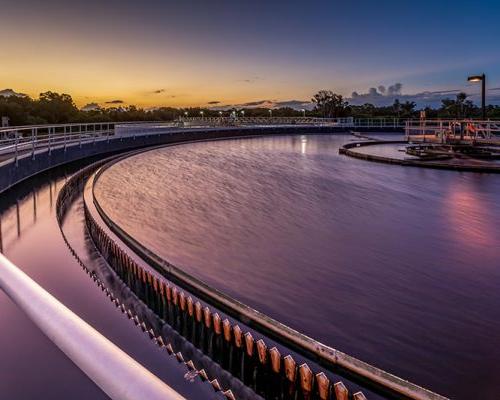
[0,162,216,400]
[0,168,110,399]
[95,134,500,399]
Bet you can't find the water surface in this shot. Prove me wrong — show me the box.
[95,134,500,399]
[0,162,215,399]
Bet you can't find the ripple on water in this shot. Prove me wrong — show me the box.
[94,134,500,400]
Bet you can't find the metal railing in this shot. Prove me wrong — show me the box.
[0,123,115,163]
[181,116,406,128]
[0,119,408,166]
[405,119,500,143]
[0,252,184,400]
[0,121,457,399]
[353,117,405,128]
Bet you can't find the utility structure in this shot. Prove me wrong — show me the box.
[468,73,486,119]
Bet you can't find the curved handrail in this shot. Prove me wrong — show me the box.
[0,252,185,400]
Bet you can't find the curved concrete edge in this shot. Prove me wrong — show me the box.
[0,125,341,196]
[89,139,448,400]
[0,125,404,197]
[340,140,500,173]
[0,253,185,400]
[59,164,255,400]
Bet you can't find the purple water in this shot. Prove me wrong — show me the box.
[94,134,500,399]
[0,165,216,399]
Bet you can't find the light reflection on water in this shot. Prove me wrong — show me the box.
[0,162,216,400]
[0,170,109,400]
[95,134,500,399]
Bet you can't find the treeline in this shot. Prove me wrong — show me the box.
[311,90,500,119]
[1,90,499,126]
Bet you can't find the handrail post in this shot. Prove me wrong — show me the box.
[31,127,36,160]
[14,131,18,166]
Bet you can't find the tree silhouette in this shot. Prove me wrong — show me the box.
[400,101,416,118]
[36,91,78,123]
[439,92,476,118]
[1,88,498,126]
[392,99,401,117]
[311,90,349,118]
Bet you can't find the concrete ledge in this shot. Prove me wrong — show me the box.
[340,140,500,173]
[0,125,406,195]
[87,136,447,400]
[0,126,338,194]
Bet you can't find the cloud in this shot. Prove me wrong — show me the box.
[81,102,100,111]
[238,76,261,84]
[274,100,312,109]
[207,101,221,105]
[208,99,314,111]
[348,83,481,108]
[352,83,403,100]
[209,99,274,109]
[105,99,124,104]
[149,89,177,99]
[239,99,271,107]
[387,83,402,96]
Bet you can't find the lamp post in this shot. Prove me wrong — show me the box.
[467,74,486,120]
[268,109,272,118]
[301,108,306,118]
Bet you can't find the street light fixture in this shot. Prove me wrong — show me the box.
[268,109,272,118]
[301,108,306,117]
[467,73,486,120]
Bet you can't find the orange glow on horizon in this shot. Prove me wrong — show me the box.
[0,21,319,109]
[0,11,361,110]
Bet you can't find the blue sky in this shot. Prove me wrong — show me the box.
[0,0,499,108]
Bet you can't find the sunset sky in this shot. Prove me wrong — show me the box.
[1,0,499,109]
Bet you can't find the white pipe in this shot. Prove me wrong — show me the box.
[0,252,185,400]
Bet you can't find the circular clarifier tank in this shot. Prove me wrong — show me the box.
[94,134,500,400]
